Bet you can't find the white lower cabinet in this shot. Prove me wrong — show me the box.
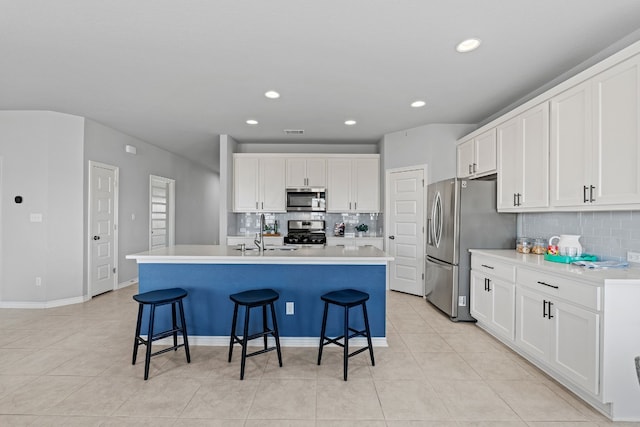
[516,284,600,395]
[470,257,516,341]
[326,237,384,250]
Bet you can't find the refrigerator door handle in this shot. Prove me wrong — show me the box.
[427,218,432,245]
[426,256,453,269]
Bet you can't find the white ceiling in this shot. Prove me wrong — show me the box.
[3,1,640,173]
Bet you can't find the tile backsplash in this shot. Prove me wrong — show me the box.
[231,212,384,237]
[518,211,640,261]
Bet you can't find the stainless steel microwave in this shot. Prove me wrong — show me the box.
[286,188,326,212]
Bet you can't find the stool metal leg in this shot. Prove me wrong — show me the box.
[171,302,178,351]
[178,299,191,363]
[362,302,375,366]
[270,301,283,367]
[317,301,329,365]
[262,304,268,350]
[144,304,156,380]
[343,305,349,381]
[228,303,239,363]
[240,305,250,380]
[132,303,144,365]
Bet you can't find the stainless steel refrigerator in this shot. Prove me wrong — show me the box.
[425,178,516,321]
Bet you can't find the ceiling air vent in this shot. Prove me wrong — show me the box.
[283,129,304,135]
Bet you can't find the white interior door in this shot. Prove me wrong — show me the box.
[149,175,175,250]
[387,167,426,296]
[88,161,118,297]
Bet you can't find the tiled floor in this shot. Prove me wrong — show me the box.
[0,286,638,426]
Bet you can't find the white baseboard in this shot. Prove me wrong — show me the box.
[151,336,388,347]
[118,278,138,289]
[0,295,89,309]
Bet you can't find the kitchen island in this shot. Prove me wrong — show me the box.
[126,245,393,346]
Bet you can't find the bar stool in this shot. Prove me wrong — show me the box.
[228,288,283,380]
[132,287,191,380]
[317,288,375,381]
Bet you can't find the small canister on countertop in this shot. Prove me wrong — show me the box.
[531,238,546,255]
[516,237,532,254]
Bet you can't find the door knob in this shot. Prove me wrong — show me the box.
[93,235,100,240]
[389,235,395,240]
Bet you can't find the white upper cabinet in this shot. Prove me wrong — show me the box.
[457,128,497,179]
[551,54,640,209]
[233,155,286,212]
[327,157,380,213]
[285,157,326,188]
[497,102,549,211]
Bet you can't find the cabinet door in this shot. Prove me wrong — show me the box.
[550,81,592,207]
[497,117,521,210]
[592,55,640,206]
[233,157,259,212]
[353,158,379,212]
[260,157,286,212]
[491,278,516,341]
[516,287,551,360]
[285,158,307,187]
[327,159,352,212]
[457,140,474,178]
[305,158,327,187]
[355,239,384,250]
[551,300,600,395]
[474,128,497,175]
[470,271,491,324]
[520,103,549,208]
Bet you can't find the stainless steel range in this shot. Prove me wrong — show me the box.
[284,220,326,246]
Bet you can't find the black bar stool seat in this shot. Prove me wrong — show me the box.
[132,287,191,380]
[228,288,283,379]
[317,288,375,381]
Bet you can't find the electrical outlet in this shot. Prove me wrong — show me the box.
[458,296,466,306]
[35,277,42,287]
[627,251,640,263]
[286,301,294,315]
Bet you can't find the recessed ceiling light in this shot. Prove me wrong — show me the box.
[246,119,258,125]
[456,38,481,53]
[411,100,426,108]
[344,120,357,126]
[264,90,280,99]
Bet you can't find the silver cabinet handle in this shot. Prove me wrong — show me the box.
[590,185,595,202]
[468,164,472,174]
[583,186,589,203]
[473,163,477,173]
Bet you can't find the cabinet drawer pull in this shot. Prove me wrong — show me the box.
[537,280,559,289]
[548,301,554,319]
[513,193,517,206]
[481,264,494,269]
[543,299,548,318]
[590,185,596,202]
[583,185,589,203]
[469,164,472,174]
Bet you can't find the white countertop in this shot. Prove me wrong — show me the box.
[470,249,640,284]
[127,244,393,265]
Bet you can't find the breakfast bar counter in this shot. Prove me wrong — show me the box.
[126,245,393,346]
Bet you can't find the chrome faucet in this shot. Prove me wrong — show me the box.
[254,213,265,252]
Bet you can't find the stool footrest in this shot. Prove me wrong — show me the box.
[150,343,187,358]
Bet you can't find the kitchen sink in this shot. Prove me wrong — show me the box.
[234,245,298,251]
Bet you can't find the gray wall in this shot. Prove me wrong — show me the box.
[84,120,219,285]
[382,123,476,183]
[0,111,218,305]
[0,111,85,303]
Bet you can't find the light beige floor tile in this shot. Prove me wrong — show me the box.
[248,378,316,420]
[246,420,316,426]
[262,347,318,379]
[488,380,588,422]
[369,349,423,380]
[316,378,383,420]
[402,332,455,353]
[0,375,90,414]
[525,422,600,427]
[0,375,38,400]
[100,416,177,426]
[414,352,482,381]
[317,347,373,380]
[384,331,410,352]
[429,379,520,421]
[440,331,504,353]
[386,422,458,427]
[180,379,259,419]
[30,415,106,426]
[113,376,201,418]
[459,351,535,380]
[318,420,387,426]
[44,375,142,416]
[460,422,528,427]
[47,347,122,377]
[175,419,245,426]
[0,415,39,426]
[375,379,451,421]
